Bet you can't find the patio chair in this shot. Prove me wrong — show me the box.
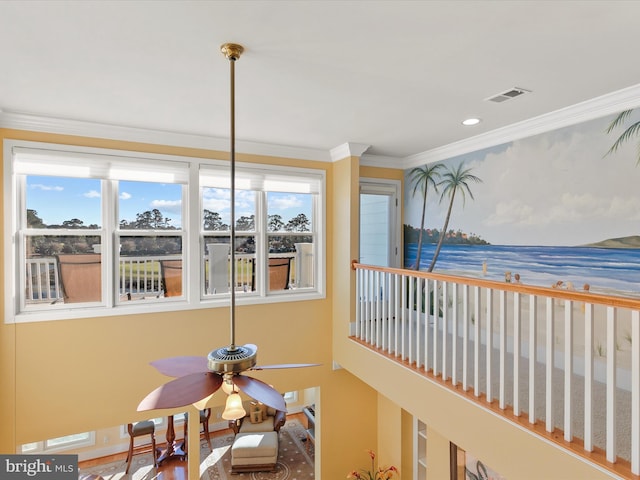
[160,259,182,297]
[56,254,101,303]
[268,257,292,291]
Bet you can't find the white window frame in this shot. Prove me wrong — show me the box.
[200,160,322,298]
[20,432,95,454]
[4,140,325,324]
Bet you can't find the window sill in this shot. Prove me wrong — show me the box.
[9,290,325,324]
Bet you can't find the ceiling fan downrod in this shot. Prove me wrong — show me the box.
[220,42,244,352]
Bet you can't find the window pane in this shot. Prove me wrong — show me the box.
[202,236,255,294]
[25,235,102,305]
[267,236,314,290]
[119,235,182,299]
[202,188,255,231]
[45,432,91,448]
[119,181,182,230]
[267,192,312,232]
[21,443,39,453]
[27,176,101,228]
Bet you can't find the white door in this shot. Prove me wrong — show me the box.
[359,179,400,268]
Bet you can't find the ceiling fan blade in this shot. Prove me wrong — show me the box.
[232,375,287,412]
[251,363,322,370]
[137,372,222,411]
[149,356,208,377]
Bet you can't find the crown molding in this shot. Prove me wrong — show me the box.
[403,82,640,169]
[329,142,370,161]
[360,153,404,169]
[0,109,333,162]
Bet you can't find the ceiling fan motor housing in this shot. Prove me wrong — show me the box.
[208,343,258,373]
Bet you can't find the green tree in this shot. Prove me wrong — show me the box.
[62,218,86,228]
[27,209,45,228]
[236,215,255,231]
[268,214,285,232]
[203,209,228,231]
[122,209,174,229]
[605,109,640,165]
[408,163,444,270]
[427,163,482,272]
[285,213,310,232]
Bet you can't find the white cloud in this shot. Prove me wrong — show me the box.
[485,200,535,226]
[120,191,132,200]
[30,184,63,191]
[83,190,100,198]
[150,199,182,214]
[203,198,229,212]
[269,195,302,210]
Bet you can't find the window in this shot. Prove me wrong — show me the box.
[10,144,188,315]
[200,163,322,297]
[21,432,95,454]
[5,141,325,322]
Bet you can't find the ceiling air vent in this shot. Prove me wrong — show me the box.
[485,87,531,103]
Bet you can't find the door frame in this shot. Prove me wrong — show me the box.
[359,177,401,268]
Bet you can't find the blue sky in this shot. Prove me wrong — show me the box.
[27,178,312,228]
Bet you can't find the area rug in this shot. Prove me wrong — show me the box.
[78,419,314,480]
[203,420,314,480]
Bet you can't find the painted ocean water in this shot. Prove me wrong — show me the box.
[405,244,640,298]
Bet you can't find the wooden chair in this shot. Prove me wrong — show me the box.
[182,408,212,454]
[268,257,292,291]
[200,408,212,450]
[56,254,101,303]
[125,420,157,474]
[160,259,182,297]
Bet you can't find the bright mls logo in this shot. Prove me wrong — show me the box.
[1,455,77,480]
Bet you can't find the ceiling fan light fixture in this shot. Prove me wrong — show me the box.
[222,392,246,420]
[221,375,238,395]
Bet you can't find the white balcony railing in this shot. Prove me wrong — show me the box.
[25,243,313,304]
[352,262,640,477]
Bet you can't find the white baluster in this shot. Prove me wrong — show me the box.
[545,297,554,433]
[462,284,469,391]
[442,281,448,381]
[499,290,506,409]
[632,310,640,474]
[513,292,521,416]
[474,286,481,397]
[529,295,537,424]
[564,300,573,442]
[606,306,617,463]
[584,303,594,451]
[486,288,493,403]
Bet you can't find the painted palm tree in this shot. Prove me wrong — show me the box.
[605,109,640,165]
[427,163,482,272]
[408,163,444,270]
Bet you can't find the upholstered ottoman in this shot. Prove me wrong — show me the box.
[231,431,279,473]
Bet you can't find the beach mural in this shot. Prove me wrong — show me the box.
[403,108,640,298]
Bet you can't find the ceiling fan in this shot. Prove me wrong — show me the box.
[137,43,318,419]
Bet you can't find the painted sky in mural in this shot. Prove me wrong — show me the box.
[405,109,640,247]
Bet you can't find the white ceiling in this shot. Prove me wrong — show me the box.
[2,0,640,166]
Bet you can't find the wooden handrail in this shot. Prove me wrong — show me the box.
[351,260,640,310]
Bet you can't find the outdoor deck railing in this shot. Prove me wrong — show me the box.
[25,249,307,303]
[352,261,640,477]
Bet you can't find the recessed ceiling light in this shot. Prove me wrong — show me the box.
[462,118,481,126]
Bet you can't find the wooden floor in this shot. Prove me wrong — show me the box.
[79,413,307,480]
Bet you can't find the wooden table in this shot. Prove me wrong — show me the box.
[157,415,187,465]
